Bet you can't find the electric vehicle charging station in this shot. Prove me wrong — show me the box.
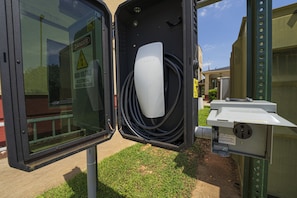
[0,0,198,171]
[206,99,297,161]
[115,0,198,150]
[1,0,296,197]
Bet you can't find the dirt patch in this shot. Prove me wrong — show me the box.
[0,150,7,159]
[192,139,241,198]
[138,165,153,175]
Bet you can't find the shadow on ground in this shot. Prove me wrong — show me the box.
[174,139,201,179]
[63,167,123,198]
[63,167,83,181]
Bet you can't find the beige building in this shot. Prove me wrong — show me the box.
[103,0,125,15]
[197,45,204,81]
[202,66,230,100]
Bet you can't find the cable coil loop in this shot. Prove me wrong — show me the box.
[120,54,184,143]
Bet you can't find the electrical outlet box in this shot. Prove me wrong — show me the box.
[207,100,297,160]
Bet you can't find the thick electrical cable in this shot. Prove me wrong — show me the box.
[120,54,184,143]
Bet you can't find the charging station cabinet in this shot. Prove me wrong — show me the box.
[115,0,198,150]
[0,0,198,171]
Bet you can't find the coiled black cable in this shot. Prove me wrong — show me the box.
[120,54,184,143]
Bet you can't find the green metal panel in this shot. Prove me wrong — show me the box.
[245,0,272,197]
[270,21,297,196]
[272,5,297,49]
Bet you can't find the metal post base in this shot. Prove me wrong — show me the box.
[87,146,98,198]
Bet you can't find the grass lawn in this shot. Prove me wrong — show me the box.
[37,107,210,198]
[199,106,210,126]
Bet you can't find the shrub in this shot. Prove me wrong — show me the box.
[208,88,217,102]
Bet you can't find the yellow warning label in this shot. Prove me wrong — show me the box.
[193,78,198,98]
[77,50,88,70]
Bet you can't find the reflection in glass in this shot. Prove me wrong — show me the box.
[20,0,105,153]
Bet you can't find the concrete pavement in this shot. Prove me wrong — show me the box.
[0,131,136,198]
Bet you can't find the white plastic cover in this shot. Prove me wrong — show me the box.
[207,106,297,129]
[134,42,165,118]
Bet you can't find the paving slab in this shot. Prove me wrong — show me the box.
[0,131,135,198]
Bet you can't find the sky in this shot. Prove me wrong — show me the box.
[198,0,297,71]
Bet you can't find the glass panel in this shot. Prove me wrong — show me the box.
[20,0,106,153]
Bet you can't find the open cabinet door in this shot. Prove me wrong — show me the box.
[0,0,198,171]
[115,0,198,150]
[0,0,115,171]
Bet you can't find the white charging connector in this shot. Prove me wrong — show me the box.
[134,42,165,118]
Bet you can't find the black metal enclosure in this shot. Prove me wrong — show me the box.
[0,0,198,172]
[115,0,198,150]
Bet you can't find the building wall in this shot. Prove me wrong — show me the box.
[272,5,297,50]
[230,18,247,99]
[230,3,297,197]
[103,0,126,16]
[203,68,230,100]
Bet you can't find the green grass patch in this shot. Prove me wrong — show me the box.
[38,142,201,198]
[37,106,210,198]
[198,106,210,126]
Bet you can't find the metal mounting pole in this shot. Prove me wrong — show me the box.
[245,0,272,197]
[87,146,98,198]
